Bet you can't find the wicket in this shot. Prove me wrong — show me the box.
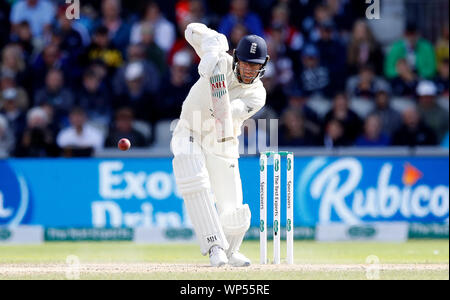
[259,151,294,265]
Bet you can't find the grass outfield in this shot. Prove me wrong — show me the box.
[0,240,448,280]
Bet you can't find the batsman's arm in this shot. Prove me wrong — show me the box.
[185,23,228,59]
[230,90,266,122]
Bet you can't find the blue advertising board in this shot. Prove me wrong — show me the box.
[0,156,448,227]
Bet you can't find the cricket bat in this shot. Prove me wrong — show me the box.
[209,61,234,143]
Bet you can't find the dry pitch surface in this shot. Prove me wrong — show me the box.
[0,241,448,280]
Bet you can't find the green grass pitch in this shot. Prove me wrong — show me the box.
[0,240,448,280]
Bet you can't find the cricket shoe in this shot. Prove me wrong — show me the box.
[227,252,251,267]
[209,245,228,267]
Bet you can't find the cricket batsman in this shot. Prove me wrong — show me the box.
[171,23,269,267]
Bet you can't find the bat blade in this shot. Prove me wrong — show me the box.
[210,66,234,143]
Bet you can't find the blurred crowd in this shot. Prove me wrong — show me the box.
[0,0,448,157]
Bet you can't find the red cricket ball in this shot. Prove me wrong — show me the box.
[118,138,131,151]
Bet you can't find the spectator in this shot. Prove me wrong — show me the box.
[326,0,357,33]
[34,68,74,126]
[322,119,349,148]
[130,1,176,53]
[391,106,437,146]
[346,64,389,100]
[416,80,449,142]
[229,23,249,53]
[355,114,390,146]
[347,19,384,75]
[87,60,108,84]
[166,10,199,67]
[0,88,27,140]
[56,107,104,156]
[0,0,448,155]
[10,21,35,65]
[434,58,449,97]
[385,23,436,79]
[185,0,211,26]
[371,83,402,138]
[104,107,147,148]
[157,51,194,120]
[218,0,264,38]
[279,109,318,146]
[113,61,155,123]
[282,0,316,36]
[267,4,304,53]
[264,23,295,87]
[14,107,59,157]
[315,19,347,90]
[1,44,31,93]
[285,87,321,138]
[31,43,72,91]
[261,61,287,115]
[323,92,363,144]
[81,25,123,74]
[0,72,29,110]
[265,24,294,86]
[73,3,98,36]
[0,114,15,154]
[175,0,211,28]
[390,58,418,98]
[94,0,131,54]
[49,35,83,89]
[53,5,84,61]
[175,0,192,25]
[276,0,317,38]
[0,0,11,49]
[435,23,449,67]
[10,0,55,39]
[1,44,25,75]
[301,3,330,42]
[77,69,112,126]
[113,44,160,96]
[139,23,167,75]
[298,44,332,98]
[38,101,61,138]
[69,5,93,48]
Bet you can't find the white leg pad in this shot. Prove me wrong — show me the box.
[173,154,229,255]
[220,204,251,257]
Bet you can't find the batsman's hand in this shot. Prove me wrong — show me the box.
[198,53,227,79]
[198,52,218,78]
